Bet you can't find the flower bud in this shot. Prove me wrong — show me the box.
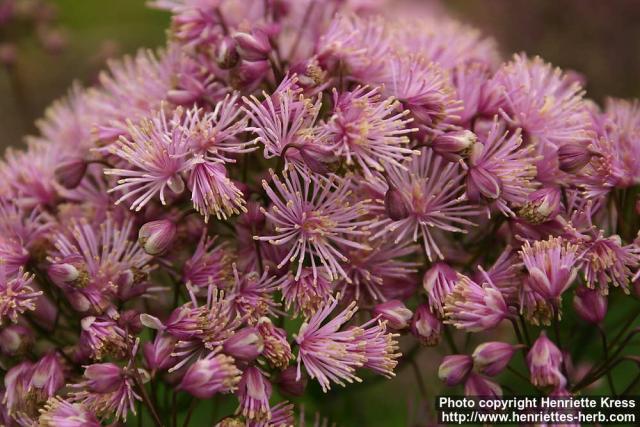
[558,141,592,173]
[0,325,33,356]
[410,304,441,345]
[138,219,177,255]
[277,366,307,397]
[518,187,562,224]
[223,327,264,362]
[30,353,65,398]
[216,36,240,69]
[54,158,87,189]
[467,165,502,201]
[143,334,177,372]
[464,372,502,397]
[234,29,271,61]
[167,174,185,195]
[384,185,410,221]
[83,363,124,393]
[472,342,520,376]
[373,300,412,330]
[527,331,566,388]
[438,355,473,386]
[118,309,143,334]
[573,286,607,324]
[299,148,329,174]
[257,317,293,369]
[179,353,242,399]
[0,42,16,66]
[431,130,477,161]
[47,262,80,285]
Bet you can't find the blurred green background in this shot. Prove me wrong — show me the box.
[1,1,640,425]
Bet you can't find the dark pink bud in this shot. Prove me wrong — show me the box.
[138,219,177,255]
[431,130,477,161]
[216,36,240,69]
[384,186,410,221]
[410,304,441,346]
[557,141,592,173]
[573,286,607,324]
[373,300,412,330]
[179,353,241,399]
[233,60,270,89]
[472,342,520,376]
[83,363,124,393]
[143,334,177,372]
[464,372,502,397]
[527,331,565,388]
[518,187,562,224]
[0,325,33,356]
[54,158,87,189]
[438,355,473,386]
[223,327,264,362]
[30,353,65,398]
[48,262,80,285]
[467,166,502,201]
[299,148,329,174]
[0,42,17,66]
[118,309,143,334]
[277,366,307,397]
[234,29,272,61]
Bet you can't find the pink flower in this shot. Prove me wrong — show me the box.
[256,166,373,282]
[182,232,232,288]
[279,267,333,318]
[295,298,366,392]
[372,148,481,261]
[324,86,417,177]
[444,273,510,332]
[236,366,272,421]
[80,315,129,360]
[472,342,521,376]
[228,266,280,322]
[105,106,194,211]
[519,236,581,301]
[422,262,457,316]
[527,331,566,388]
[0,265,41,325]
[438,355,473,386]
[223,326,264,362]
[464,117,538,216]
[189,159,246,221]
[464,372,502,397]
[178,351,241,399]
[410,304,441,345]
[39,397,101,427]
[573,286,607,324]
[257,317,293,370]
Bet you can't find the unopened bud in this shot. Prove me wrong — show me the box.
[0,325,33,356]
[384,185,410,221]
[55,158,87,189]
[372,300,412,330]
[573,286,607,324]
[48,262,80,285]
[167,175,185,195]
[467,165,502,201]
[472,342,521,376]
[277,365,307,396]
[234,29,271,61]
[138,219,177,255]
[216,36,240,69]
[84,363,124,393]
[410,304,441,346]
[464,372,502,397]
[438,355,473,386]
[223,327,264,362]
[431,130,477,161]
[558,141,592,173]
[518,187,562,224]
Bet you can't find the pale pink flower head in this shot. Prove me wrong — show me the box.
[182,232,232,288]
[228,266,279,323]
[465,117,538,217]
[295,298,366,392]
[178,351,242,399]
[105,106,194,212]
[443,273,510,332]
[580,233,639,294]
[527,331,566,388]
[39,397,101,427]
[256,166,373,283]
[378,54,462,136]
[279,267,333,318]
[243,86,331,171]
[324,86,417,177]
[357,317,400,378]
[371,148,481,261]
[0,265,42,325]
[69,360,142,422]
[519,236,581,301]
[188,159,247,222]
[236,366,272,422]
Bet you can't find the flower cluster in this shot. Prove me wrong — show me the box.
[1,0,640,425]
